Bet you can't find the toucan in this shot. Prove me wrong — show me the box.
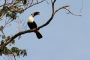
[27,12,42,39]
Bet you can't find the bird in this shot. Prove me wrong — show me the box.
[27,12,42,39]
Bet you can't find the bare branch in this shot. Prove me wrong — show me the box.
[54,5,69,14]
[38,14,54,29]
[64,8,81,16]
[23,0,46,11]
[4,29,35,46]
[4,19,13,28]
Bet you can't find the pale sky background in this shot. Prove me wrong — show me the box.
[0,0,90,60]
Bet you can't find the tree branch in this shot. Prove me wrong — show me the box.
[64,8,81,16]
[23,0,46,11]
[4,29,34,46]
[54,5,69,14]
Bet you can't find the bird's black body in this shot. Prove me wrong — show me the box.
[27,21,37,29]
[27,12,42,39]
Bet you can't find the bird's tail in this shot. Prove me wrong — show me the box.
[35,31,42,39]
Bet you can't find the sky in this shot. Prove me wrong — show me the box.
[0,0,90,60]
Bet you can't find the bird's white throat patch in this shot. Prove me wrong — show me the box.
[28,16,34,23]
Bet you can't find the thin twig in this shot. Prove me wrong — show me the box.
[23,0,46,11]
[3,19,13,28]
[54,5,69,14]
[64,8,81,16]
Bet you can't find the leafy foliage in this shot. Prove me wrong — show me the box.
[0,46,27,57]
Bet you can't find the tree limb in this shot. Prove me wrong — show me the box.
[23,0,46,11]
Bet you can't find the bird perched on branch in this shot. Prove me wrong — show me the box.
[27,12,42,39]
